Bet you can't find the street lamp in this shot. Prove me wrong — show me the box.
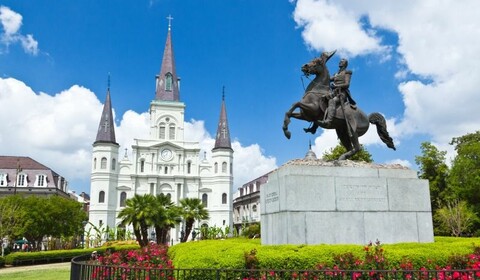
[81,221,88,249]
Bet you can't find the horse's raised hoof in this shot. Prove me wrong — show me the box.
[284,130,291,139]
[303,127,317,134]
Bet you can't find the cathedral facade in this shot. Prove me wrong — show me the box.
[88,24,233,242]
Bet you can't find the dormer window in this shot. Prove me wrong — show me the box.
[0,173,7,186]
[165,73,173,91]
[36,174,47,187]
[17,174,27,187]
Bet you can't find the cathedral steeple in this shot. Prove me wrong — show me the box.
[94,77,118,145]
[155,15,180,101]
[213,87,232,151]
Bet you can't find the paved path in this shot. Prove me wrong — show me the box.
[0,262,70,274]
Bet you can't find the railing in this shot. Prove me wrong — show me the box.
[71,255,480,280]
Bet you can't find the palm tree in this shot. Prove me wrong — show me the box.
[118,194,157,247]
[179,197,209,242]
[154,194,182,244]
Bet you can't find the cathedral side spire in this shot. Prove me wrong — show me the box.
[94,77,118,145]
[213,87,232,151]
[155,16,180,101]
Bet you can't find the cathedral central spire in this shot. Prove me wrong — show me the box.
[155,16,180,101]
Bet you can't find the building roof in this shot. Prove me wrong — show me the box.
[94,87,118,145]
[0,156,50,170]
[0,156,68,196]
[213,91,232,151]
[155,24,180,101]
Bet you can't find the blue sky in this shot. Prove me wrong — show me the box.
[1,0,479,194]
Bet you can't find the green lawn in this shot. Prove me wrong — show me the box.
[0,267,70,280]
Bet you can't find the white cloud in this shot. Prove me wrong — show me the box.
[385,159,411,168]
[0,77,102,182]
[292,0,388,57]
[0,6,22,35]
[0,6,39,55]
[293,0,480,162]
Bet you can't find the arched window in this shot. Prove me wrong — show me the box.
[214,162,218,173]
[169,124,175,140]
[252,205,257,212]
[230,163,233,175]
[120,191,127,207]
[140,160,145,173]
[165,73,173,91]
[222,193,227,204]
[202,193,208,207]
[112,158,116,171]
[99,191,105,203]
[164,166,168,174]
[166,193,171,199]
[187,161,191,174]
[93,158,97,169]
[222,162,227,173]
[100,157,107,169]
[159,123,166,139]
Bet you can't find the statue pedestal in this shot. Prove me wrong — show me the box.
[260,160,434,245]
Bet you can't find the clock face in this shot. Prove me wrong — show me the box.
[161,149,173,161]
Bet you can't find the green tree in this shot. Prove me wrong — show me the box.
[20,196,87,250]
[0,195,24,244]
[448,131,480,215]
[179,198,209,243]
[415,142,449,214]
[434,200,478,237]
[322,143,373,162]
[154,194,181,244]
[118,194,157,247]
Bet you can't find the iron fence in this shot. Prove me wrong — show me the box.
[71,255,480,280]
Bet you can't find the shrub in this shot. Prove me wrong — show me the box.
[0,256,4,267]
[169,237,480,270]
[4,244,139,266]
[242,223,260,238]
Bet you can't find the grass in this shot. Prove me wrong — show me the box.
[0,266,70,280]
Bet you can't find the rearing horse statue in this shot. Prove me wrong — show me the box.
[282,51,396,160]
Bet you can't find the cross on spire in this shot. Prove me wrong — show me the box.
[167,15,173,30]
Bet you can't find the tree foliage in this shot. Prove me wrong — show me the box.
[448,131,480,214]
[179,197,209,243]
[434,200,478,237]
[0,195,87,250]
[322,143,373,162]
[415,142,449,213]
[118,194,184,247]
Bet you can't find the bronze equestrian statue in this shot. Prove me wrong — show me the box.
[282,50,396,160]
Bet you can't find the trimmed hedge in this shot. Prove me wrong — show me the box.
[168,237,480,270]
[4,244,139,266]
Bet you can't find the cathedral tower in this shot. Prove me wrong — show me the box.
[89,81,120,230]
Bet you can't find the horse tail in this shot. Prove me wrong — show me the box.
[368,113,396,150]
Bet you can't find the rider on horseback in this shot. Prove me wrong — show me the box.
[318,58,356,127]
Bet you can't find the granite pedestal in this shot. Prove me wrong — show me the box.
[260,159,434,245]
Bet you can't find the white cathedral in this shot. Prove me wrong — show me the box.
[88,24,233,242]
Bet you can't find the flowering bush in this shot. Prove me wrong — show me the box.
[90,243,174,280]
